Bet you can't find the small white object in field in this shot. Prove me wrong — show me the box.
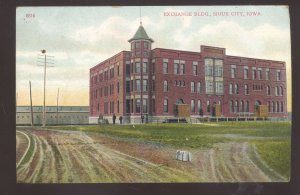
[185,137,189,141]
[176,150,192,162]
[133,125,135,128]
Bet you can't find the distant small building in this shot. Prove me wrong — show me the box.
[16,106,89,125]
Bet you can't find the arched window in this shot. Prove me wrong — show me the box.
[229,84,233,94]
[235,84,239,94]
[230,100,234,113]
[207,100,211,113]
[275,86,279,96]
[245,101,249,112]
[197,82,201,93]
[240,100,244,112]
[276,101,280,113]
[268,101,271,112]
[272,101,275,112]
[163,98,168,112]
[267,85,270,95]
[198,100,202,113]
[163,80,168,92]
[244,84,249,95]
[235,100,239,112]
[191,99,195,112]
[280,86,283,96]
[191,81,195,93]
[281,101,284,112]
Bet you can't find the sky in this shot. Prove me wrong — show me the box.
[16,6,292,111]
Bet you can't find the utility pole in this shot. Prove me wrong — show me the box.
[37,50,54,127]
[56,88,59,125]
[42,50,47,127]
[29,81,34,126]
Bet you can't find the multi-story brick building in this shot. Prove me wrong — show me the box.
[89,24,287,123]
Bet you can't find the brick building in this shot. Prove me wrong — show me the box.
[89,24,287,123]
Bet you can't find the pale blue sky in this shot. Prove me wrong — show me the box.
[16,6,291,110]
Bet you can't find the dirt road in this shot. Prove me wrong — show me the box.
[16,128,286,183]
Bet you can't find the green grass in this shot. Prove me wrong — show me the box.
[17,134,35,170]
[252,140,291,179]
[48,121,291,149]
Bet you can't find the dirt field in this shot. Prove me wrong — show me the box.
[16,127,286,183]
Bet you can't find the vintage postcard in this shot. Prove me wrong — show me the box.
[16,6,291,183]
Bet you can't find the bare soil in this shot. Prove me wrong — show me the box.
[16,128,285,183]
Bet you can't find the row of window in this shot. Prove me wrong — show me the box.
[91,66,120,84]
[91,82,120,99]
[229,84,284,96]
[103,101,120,114]
[131,41,150,50]
[267,101,284,113]
[231,66,282,81]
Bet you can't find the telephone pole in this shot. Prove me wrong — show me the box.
[37,49,54,127]
[29,81,34,126]
[56,88,59,125]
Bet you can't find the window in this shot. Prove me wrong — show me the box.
[191,82,195,93]
[126,64,130,76]
[252,68,257,80]
[240,100,244,112]
[143,99,148,113]
[143,62,148,73]
[163,62,168,74]
[126,81,130,93]
[277,70,281,81]
[117,65,119,76]
[198,100,202,113]
[180,64,185,74]
[215,60,223,77]
[104,102,108,114]
[215,81,223,94]
[206,81,214,94]
[142,79,148,92]
[197,82,201,93]
[275,86,279,96]
[130,80,134,92]
[135,62,141,73]
[205,59,213,76]
[163,80,168,92]
[117,100,119,113]
[152,81,155,91]
[136,99,141,113]
[126,100,130,113]
[245,101,249,112]
[152,62,155,73]
[136,79,141,92]
[229,84,233,95]
[207,100,210,113]
[244,84,249,95]
[164,98,168,112]
[280,86,283,96]
[193,64,198,75]
[191,100,195,113]
[230,100,234,113]
[235,100,239,112]
[135,41,140,49]
[244,66,249,79]
[231,65,237,78]
[267,85,270,95]
[144,42,149,49]
[258,68,262,80]
[234,84,239,94]
[266,68,270,80]
[117,82,120,93]
[281,101,284,113]
[152,99,156,113]
[174,63,179,74]
[268,101,271,112]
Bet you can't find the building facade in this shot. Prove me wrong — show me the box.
[89,24,287,123]
[16,106,89,125]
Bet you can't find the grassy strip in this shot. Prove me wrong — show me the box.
[17,135,35,170]
[251,140,291,180]
[47,122,290,149]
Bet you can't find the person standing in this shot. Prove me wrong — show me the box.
[113,114,116,124]
[119,116,123,124]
